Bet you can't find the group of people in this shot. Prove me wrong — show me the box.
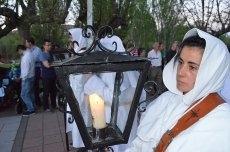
[16,38,57,116]
[127,40,180,96]
[126,28,230,152]
[65,27,230,152]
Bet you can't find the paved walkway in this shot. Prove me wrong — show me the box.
[0,109,77,152]
[0,115,21,152]
[20,111,68,152]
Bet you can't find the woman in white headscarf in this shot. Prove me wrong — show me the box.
[66,28,87,149]
[66,29,144,151]
[125,28,230,152]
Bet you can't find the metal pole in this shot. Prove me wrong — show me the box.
[87,0,93,26]
[87,0,93,49]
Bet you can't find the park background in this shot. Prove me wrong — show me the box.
[1,0,230,60]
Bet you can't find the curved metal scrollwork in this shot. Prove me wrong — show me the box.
[57,94,75,123]
[67,25,129,57]
[67,115,74,124]
[56,82,75,124]
[138,81,159,112]
[105,146,114,152]
[96,146,114,152]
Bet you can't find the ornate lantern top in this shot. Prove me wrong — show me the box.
[51,25,151,150]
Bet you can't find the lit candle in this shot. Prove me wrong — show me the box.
[89,93,106,129]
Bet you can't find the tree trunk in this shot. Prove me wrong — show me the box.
[17,23,31,44]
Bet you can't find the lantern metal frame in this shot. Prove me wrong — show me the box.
[51,25,150,150]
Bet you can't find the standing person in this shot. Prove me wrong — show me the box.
[66,28,145,151]
[219,74,230,104]
[16,45,35,116]
[40,39,57,111]
[218,48,230,104]
[127,43,138,56]
[125,28,230,152]
[147,42,165,94]
[25,37,42,107]
[159,42,166,68]
[137,47,147,57]
[166,41,179,63]
[65,28,87,151]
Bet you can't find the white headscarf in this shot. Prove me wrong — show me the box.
[68,28,87,53]
[163,28,230,106]
[84,35,145,104]
[99,35,126,52]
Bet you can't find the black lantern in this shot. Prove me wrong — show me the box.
[51,25,151,151]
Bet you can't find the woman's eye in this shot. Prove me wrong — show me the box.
[189,65,198,70]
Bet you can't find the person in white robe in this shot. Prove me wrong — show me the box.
[218,48,230,104]
[66,28,87,148]
[66,28,145,151]
[125,28,230,152]
[219,73,230,104]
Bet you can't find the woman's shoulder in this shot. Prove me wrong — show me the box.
[147,91,175,108]
[210,103,230,119]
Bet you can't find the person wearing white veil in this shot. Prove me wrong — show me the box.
[218,44,230,104]
[66,30,145,151]
[66,28,87,149]
[68,28,87,53]
[219,74,230,104]
[125,28,230,152]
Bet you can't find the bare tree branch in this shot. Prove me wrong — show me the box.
[0,7,19,37]
[180,0,230,36]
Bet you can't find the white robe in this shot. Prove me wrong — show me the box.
[126,92,230,152]
[126,28,230,152]
[66,30,147,150]
[67,71,145,151]
[219,74,230,104]
[67,74,88,148]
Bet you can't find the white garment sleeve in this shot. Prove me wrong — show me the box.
[65,103,73,133]
[125,136,152,152]
[84,74,114,105]
[219,75,230,104]
[20,54,30,80]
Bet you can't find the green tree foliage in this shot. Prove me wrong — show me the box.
[150,0,185,51]
[1,0,230,61]
[125,0,157,49]
[179,0,230,37]
[220,34,230,47]
[91,0,133,39]
[31,23,67,47]
[0,0,71,42]
[0,31,20,60]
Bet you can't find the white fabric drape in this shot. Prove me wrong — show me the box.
[66,34,146,151]
[219,73,230,104]
[126,28,230,152]
[68,28,87,53]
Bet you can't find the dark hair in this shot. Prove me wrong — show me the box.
[43,39,51,44]
[16,45,26,52]
[174,35,206,62]
[25,37,35,45]
[137,47,145,56]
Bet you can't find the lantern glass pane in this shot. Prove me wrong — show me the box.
[68,70,141,139]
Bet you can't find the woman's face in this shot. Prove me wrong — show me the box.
[140,50,146,57]
[176,46,204,94]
